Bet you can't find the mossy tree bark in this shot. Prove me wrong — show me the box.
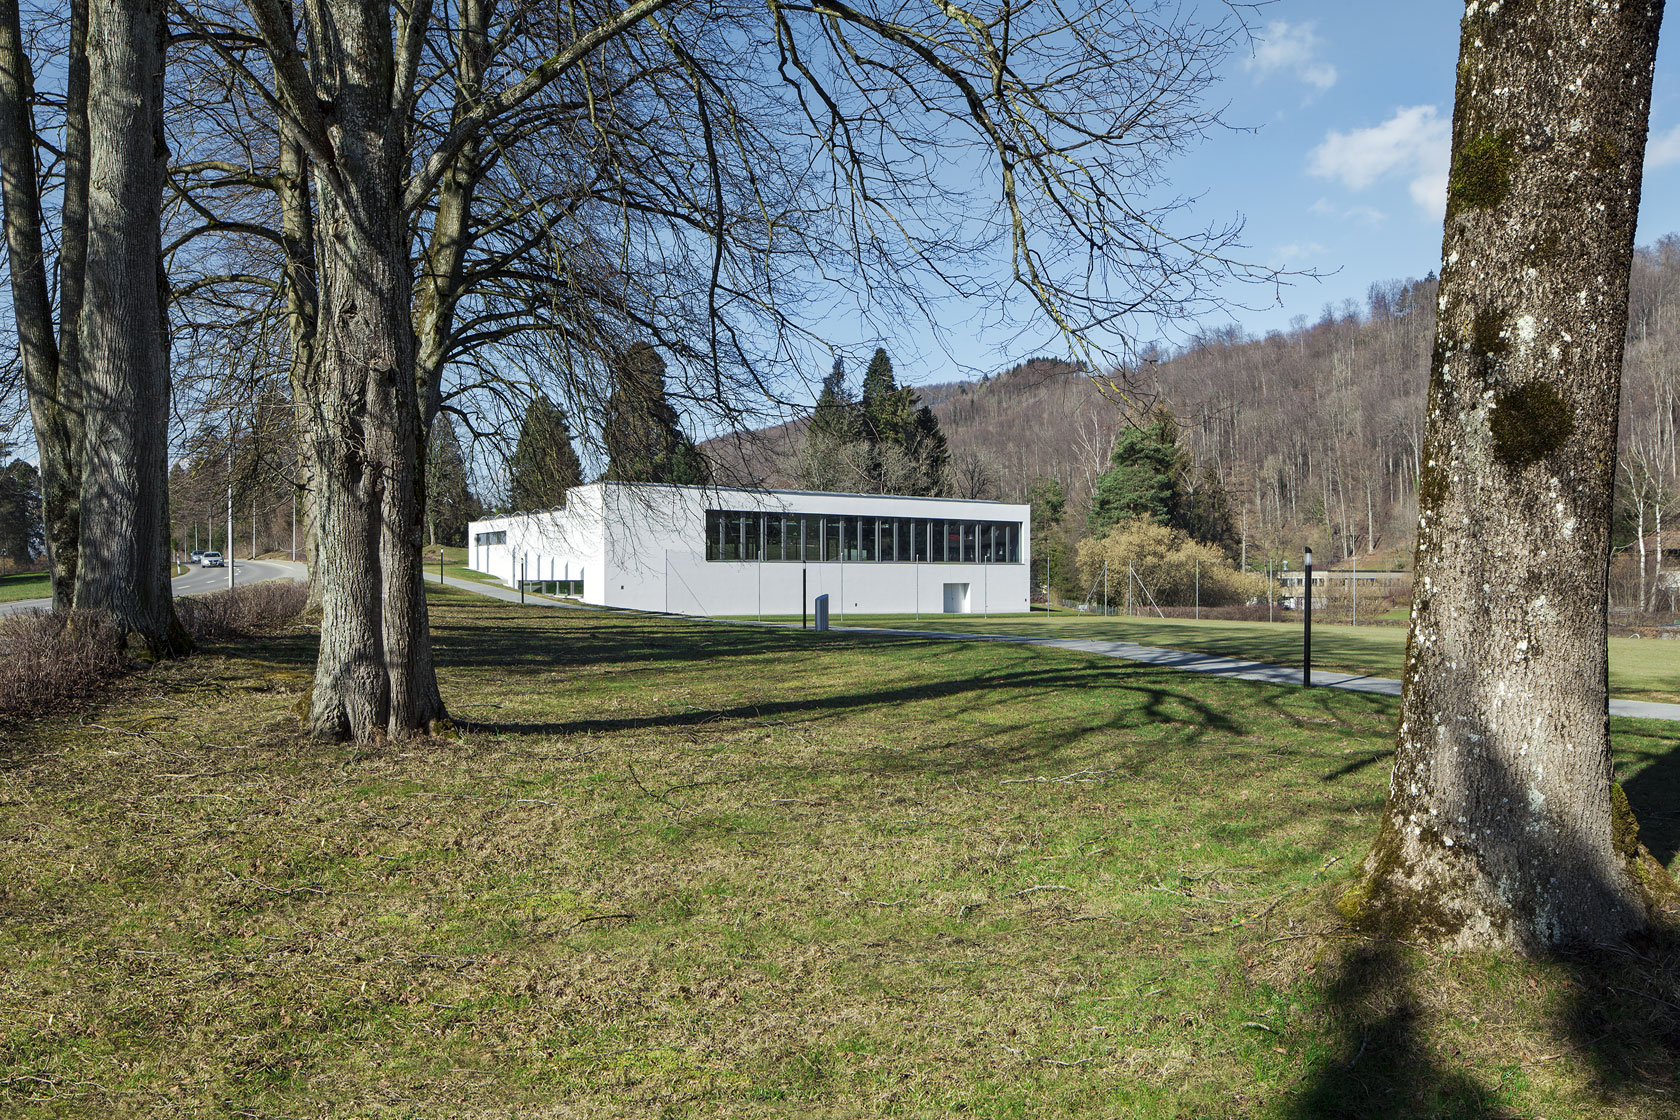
[1346,0,1677,950]
[0,0,86,609]
[72,0,187,654]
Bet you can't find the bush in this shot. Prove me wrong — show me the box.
[0,611,127,720]
[175,580,309,641]
[1076,519,1263,608]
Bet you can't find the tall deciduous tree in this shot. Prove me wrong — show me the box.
[216,0,1270,741]
[72,0,185,651]
[1344,0,1677,950]
[0,0,87,608]
[507,396,583,511]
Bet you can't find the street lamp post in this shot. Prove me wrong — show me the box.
[1303,546,1313,688]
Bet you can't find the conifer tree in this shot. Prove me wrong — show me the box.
[1087,409,1187,537]
[603,343,710,485]
[426,417,480,544]
[507,396,583,510]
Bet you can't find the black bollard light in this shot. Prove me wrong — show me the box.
[1303,546,1313,688]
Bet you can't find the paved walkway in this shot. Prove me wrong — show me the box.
[427,572,1680,724]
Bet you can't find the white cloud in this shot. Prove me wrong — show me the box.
[1245,21,1338,90]
[1309,106,1451,220]
[1647,123,1680,168]
[1276,241,1327,264]
[1309,198,1388,227]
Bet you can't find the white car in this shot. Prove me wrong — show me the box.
[201,551,225,568]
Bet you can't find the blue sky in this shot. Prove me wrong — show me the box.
[1151,1,1680,336]
[871,1,1680,387]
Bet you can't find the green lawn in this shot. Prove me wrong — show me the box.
[1,593,1676,1117]
[0,569,50,604]
[751,611,1680,706]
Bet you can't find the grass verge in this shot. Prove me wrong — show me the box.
[0,570,52,604]
[1,591,1676,1117]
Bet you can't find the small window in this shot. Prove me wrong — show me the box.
[825,516,841,562]
[912,519,930,562]
[857,517,876,562]
[1006,522,1020,563]
[765,515,783,562]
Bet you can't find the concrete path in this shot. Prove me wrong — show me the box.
[832,624,1680,723]
[429,570,1680,725]
[0,558,309,618]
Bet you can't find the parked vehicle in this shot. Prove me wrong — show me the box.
[201,551,225,568]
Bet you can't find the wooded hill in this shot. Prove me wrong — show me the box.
[714,236,1680,576]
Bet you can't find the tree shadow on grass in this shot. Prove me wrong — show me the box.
[1283,704,1680,1119]
[1283,943,1515,1120]
[1618,720,1680,868]
[458,658,1254,783]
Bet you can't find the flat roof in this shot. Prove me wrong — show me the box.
[580,480,1026,507]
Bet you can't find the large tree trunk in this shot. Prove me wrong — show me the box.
[72,0,185,653]
[278,112,323,608]
[300,0,443,740]
[1345,0,1675,951]
[0,0,84,608]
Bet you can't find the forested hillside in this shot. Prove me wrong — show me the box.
[717,236,1680,589]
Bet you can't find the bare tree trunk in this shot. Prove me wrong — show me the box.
[299,0,443,740]
[72,0,185,653]
[1626,458,1647,612]
[278,112,322,608]
[0,0,84,608]
[1345,0,1675,951]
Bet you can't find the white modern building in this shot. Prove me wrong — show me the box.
[466,482,1031,617]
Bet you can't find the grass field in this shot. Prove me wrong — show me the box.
[2,592,1677,1117]
[747,611,1680,706]
[0,570,51,604]
[423,543,506,585]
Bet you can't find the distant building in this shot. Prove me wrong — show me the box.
[467,482,1031,617]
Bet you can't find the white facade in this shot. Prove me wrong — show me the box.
[466,483,1031,617]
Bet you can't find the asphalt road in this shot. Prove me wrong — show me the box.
[0,558,307,618]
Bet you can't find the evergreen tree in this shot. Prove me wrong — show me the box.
[1087,409,1187,537]
[508,395,584,510]
[0,460,44,570]
[809,357,858,440]
[859,347,915,444]
[603,343,711,485]
[903,404,951,496]
[426,417,481,545]
[1027,475,1074,597]
[800,347,950,496]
